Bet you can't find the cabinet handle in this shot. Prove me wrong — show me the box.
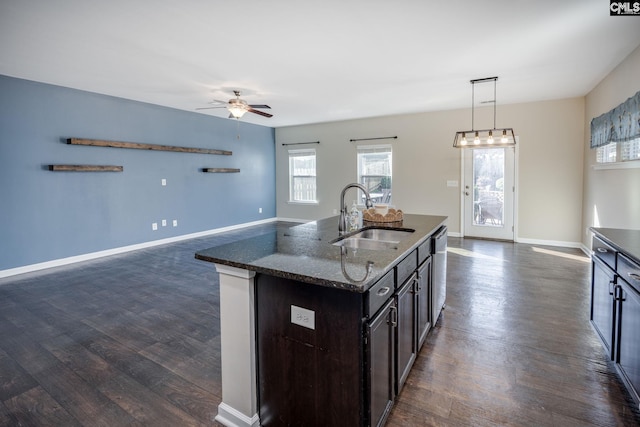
[376,286,390,297]
[609,280,615,296]
[629,273,640,281]
[390,305,398,327]
[596,248,608,253]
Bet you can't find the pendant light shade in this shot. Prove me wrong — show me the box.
[453,76,516,148]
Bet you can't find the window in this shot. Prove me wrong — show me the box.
[357,145,392,204]
[596,137,640,164]
[622,138,640,161]
[596,142,617,163]
[288,149,317,203]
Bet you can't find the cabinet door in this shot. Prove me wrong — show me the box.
[367,300,395,427]
[396,273,417,394]
[617,280,640,402]
[591,257,616,359]
[417,257,432,350]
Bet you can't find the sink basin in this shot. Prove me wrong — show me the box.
[351,228,414,241]
[333,237,399,251]
[332,227,415,250]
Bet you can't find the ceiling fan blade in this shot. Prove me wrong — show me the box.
[209,99,229,105]
[248,108,273,118]
[248,104,271,109]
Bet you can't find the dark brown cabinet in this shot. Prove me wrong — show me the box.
[591,255,616,357]
[590,230,640,406]
[366,299,395,427]
[417,256,432,350]
[616,255,640,403]
[395,272,417,393]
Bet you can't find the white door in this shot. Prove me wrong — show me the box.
[463,147,515,241]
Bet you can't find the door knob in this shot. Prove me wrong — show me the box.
[465,191,469,196]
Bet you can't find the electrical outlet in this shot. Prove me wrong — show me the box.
[258,207,262,213]
[173,219,178,227]
[161,179,167,186]
[333,209,338,215]
[162,219,167,227]
[291,305,315,330]
[152,222,158,231]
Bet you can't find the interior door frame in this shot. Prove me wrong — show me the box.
[458,138,519,241]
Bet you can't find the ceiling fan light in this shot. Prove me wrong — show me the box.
[228,105,247,118]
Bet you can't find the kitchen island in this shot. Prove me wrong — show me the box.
[196,214,447,427]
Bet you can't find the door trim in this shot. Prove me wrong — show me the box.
[458,137,519,241]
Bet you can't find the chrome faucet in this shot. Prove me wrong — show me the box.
[339,183,374,234]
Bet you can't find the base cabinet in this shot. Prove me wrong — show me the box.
[417,257,432,350]
[617,278,640,403]
[395,272,417,394]
[591,256,616,357]
[590,231,640,407]
[366,299,395,427]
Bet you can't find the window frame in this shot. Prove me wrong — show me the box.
[594,137,640,170]
[356,144,393,205]
[288,148,318,204]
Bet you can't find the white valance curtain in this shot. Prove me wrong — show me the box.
[590,90,640,148]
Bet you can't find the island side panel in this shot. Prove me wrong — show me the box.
[256,274,365,426]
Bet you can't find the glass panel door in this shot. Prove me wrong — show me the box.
[463,147,515,240]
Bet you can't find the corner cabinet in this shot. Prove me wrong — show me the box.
[590,231,640,407]
[255,233,442,426]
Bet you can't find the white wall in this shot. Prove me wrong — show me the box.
[582,44,640,247]
[276,97,585,245]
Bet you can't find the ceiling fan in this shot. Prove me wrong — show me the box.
[196,90,272,119]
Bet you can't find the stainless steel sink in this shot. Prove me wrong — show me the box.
[333,237,399,251]
[351,228,414,241]
[332,227,415,250]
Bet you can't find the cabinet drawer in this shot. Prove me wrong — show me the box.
[618,253,640,292]
[367,270,394,317]
[396,250,417,287]
[418,237,432,265]
[592,236,616,270]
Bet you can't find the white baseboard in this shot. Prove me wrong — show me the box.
[215,402,260,427]
[275,217,310,223]
[0,218,278,279]
[514,237,583,249]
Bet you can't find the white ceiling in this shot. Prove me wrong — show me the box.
[1,0,639,128]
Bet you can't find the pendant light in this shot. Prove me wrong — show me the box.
[453,76,516,148]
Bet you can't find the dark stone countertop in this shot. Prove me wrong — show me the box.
[590,227,640,265]
[196,214,447,292]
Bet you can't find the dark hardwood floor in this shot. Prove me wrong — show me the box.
[0,222,639,426]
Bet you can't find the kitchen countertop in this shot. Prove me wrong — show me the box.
[590,227,640,265]
[195,214,447,292]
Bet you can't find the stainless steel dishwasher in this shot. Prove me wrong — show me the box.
[431,226,447,326]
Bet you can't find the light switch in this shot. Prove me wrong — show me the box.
[447,180,459,187]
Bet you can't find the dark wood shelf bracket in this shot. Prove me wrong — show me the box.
[67,138,232,156]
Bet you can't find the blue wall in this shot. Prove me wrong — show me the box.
[0,75,276,271]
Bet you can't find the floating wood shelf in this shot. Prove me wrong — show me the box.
[67,138,232,156]
[49,165,123,172]
[201,168,240,173]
